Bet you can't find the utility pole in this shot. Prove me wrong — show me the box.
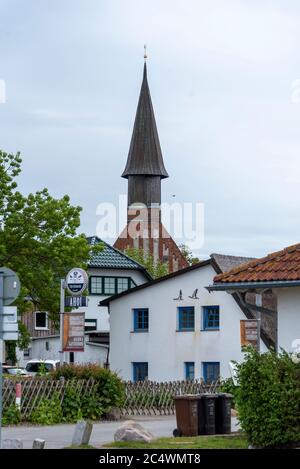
[59,279,66,367]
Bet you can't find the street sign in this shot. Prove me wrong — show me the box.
[65,296,88,308]
[63,312,85,352]
[0,267,20,306]
[3,306,17,323]
[66,268,88,296]
[0,267,21,449]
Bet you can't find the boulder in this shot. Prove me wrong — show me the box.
[2,439,23,449]
[114,420,154,443]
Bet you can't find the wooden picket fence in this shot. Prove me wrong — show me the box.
[121,379,221,416]
[2,377,97,420]
[3,378,220,419]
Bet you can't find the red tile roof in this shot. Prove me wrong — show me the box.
[214,243,300,283]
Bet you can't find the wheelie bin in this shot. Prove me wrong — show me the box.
[173,395,200,437]
[198,393,218,435]
[215,393,233,434]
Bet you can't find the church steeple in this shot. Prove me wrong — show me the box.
[122,62,169,180]
[114,57,189,273]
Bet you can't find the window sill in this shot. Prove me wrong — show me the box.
[201,328,220,332]
[131,330,149,333]
[176,329,195,332]
[35,328,49,331]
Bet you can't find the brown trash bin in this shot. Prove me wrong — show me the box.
[174,394,200,437]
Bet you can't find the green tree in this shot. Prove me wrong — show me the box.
[0,150,100,324]
[178,244,200,265]
[124,247,168,279]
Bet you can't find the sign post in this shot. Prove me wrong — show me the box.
[59,279,66,367]
[59,268,88,366]
[0,267,20,449]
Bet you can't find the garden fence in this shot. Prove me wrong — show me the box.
[3,377,220,419]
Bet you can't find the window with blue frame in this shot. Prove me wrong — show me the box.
[202,362,220,383]
[203,306,220,330]
[178,306,195,331]
[132,362,148,382]
[185,362,195,380]
[133,309,149,332]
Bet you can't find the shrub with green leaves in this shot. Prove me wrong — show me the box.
[3,404,21,426]
[219,377,237,408]
[30,393,63,425]
[52,364,125,414]
[235,347,300,448]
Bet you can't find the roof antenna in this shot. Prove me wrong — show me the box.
[144,44,147,62]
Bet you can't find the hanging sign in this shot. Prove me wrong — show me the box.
[65,296,88,308]
[63,312,85,352]
[240,320,259,350]
[66,268,88,296]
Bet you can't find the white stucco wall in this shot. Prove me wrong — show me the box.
[73,267,148,332]
[21,336,108,366]
[277,287,300,353]
[109,264,267,382]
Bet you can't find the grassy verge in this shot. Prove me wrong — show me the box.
[104,434,248,449]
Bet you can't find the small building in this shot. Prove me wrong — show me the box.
[100,254,271,382]
[210,243,300,354]
[20,236,151,366]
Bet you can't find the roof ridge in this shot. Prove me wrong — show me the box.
[87,235,151,276]
[215,242,300,281]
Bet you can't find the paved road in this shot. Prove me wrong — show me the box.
[2,416,240,449]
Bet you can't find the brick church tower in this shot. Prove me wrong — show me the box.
[114,60,188,272]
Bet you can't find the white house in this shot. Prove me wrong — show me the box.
[19,236,151,367]
[101,255,270,382]
[210,243,300,354]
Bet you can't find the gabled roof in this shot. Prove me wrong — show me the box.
[121,63,169,179]
[100,253,273,348]
[214,243,300,284]
[100,259,212,306]
[210,253,255,274]
[87,236,152,279]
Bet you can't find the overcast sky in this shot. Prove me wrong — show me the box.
[1,0,300,259]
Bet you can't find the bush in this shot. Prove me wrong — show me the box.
[30,393,63,425]
[52,364,125,414]
[61,384,103,422]
[3,404,21,426]
[235,347,300,448]
[61,386,83,422]
[219,377,237,408]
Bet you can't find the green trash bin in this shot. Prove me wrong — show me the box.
[174,395,200,437]
[215,393,233,434]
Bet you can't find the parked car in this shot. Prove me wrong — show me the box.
[2,365,30,377]
[25,359,60,375]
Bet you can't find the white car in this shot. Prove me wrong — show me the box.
[3,366,30,377]
[25,359,61,375]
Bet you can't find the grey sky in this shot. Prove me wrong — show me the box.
[1,0,300,259]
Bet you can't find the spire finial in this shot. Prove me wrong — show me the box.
[144,44,147,62]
